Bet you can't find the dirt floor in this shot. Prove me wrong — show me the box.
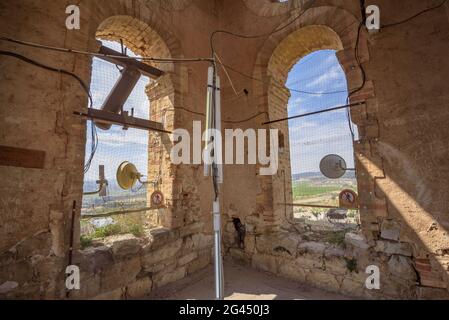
[149,260,351,300]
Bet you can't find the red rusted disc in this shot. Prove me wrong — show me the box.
[151,191,164,208]
[339,189,358,209]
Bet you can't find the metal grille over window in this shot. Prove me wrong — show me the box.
[286,50,360,228]
[81,41,153,240]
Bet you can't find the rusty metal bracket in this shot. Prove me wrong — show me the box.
[94,45,165,130]
[74,108,171,134]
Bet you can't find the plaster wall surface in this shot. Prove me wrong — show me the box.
[0,0,448,299]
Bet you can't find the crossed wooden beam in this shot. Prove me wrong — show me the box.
[74,45,170,134]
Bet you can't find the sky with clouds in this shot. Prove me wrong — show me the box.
[83,45,357,192]
[286,50,357,175]
[84,41,150,190]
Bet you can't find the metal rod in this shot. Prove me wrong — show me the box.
[205,64,224,301]
[96,66,141,130]
[214,69,224,300]
[80,207,155,219]
[82,183,104,196]
[281,203,341,209]
[98,45,164,79]
[66,201,77,299]
[215,76,223,184]
[68,201,77,265]
[204,66,214,177]
[73,109,171,134]
[262,102,365,125]
[213,200,224,300]
[83,166,108,196]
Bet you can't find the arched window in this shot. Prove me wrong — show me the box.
[81,40,152,245]
[76,15,178,249]
[286,49,360,226]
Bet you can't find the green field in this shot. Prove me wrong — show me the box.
[292,181,342,199]
[291,179,360,228]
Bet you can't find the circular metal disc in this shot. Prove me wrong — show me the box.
[319,154,347,179]
[116,161,139,190]
[150,191,164,207]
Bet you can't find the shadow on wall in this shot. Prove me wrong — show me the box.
[244,4,449,297]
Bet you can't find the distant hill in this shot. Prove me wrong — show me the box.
[292,171,356,181]
[292,172,321,181]
[83,180,145,194]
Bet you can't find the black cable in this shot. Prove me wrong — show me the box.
[262,102,365,125]
[211,0,449,132]
[382,0,448,28]
[0,50,98,173]
[346,96,356,141]
[0,50,93,107]
[211,61,220,201]
[224,112,269,125]
[210,0,316,55]
[0,36,213,63]
[84,121,98,174]
[360,0,367,23]
[345,20,367,141]
[342,0,449,146]
[348,22,367,98]
[217,61,347,96]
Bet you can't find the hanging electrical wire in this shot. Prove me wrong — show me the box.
[0,36,214,63]
[344,20,366,141]
[209,0,316,54]
[215,60,348,96]
[0,36,214,175]
[210,0,449,131]
[0,50,93,106]
[84,121,99,174]
[349,21,366,98]
[0,50,98,173]
[382,0,448,29]
[2,0,445,178]
[214,52,240,96]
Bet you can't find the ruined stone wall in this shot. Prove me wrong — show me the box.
[220,0,449,299]
[0,0,217,299]
[1,0,448,300]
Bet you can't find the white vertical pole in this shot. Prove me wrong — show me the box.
[213,200,224,300]
[214,76,223,184]
[204,65,224,300]
[215,74,224,300]
[204,66,214,177]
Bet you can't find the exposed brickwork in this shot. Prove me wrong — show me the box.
[223,1,449,299]
[1,0,448,300]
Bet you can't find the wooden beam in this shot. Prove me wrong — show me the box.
[98,46,164,80]
[0,146,46,169]
[97,66,141,130]
[74,108,171,134]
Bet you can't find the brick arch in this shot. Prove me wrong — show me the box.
[88,14,183,229]
[87,0,184,60]
[96,15,175,73]
[253,6,366,86]
[267,25,343,84]
[251,6,380,233]
[242,0,310,17]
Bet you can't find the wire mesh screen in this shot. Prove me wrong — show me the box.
[81,41,151,240]
[286,50,359,226]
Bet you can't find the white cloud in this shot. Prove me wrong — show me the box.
[304,65,342,89]
[99,130,148,147]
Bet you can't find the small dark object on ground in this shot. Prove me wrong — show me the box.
[327,208,348,220]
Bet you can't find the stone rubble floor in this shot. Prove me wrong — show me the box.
[147,260,353,300]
